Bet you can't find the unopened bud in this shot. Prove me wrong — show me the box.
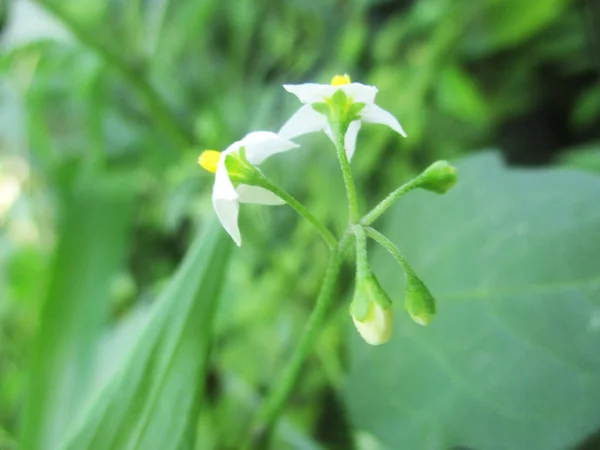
[350,274,394,345]
[405,272,436,326]
[417,160,457,194]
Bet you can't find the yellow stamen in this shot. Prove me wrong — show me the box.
[198,150,221,174]
[331,74,351,86]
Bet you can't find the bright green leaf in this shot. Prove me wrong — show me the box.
[345,152,600,450]
[20,179,134,450]
[60,222,231,450]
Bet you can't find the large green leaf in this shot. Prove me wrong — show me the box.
[60,221,231,450]
[345,153,600,450]
[20,179,134,450]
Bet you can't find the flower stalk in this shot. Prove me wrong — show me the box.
[243,233,352,449]
[332,121,360,224]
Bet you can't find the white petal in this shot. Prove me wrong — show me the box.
[237,131,299,166]
[341,83,378,104]
[236,185,285,205]
[283,83,337,103]
[213,160,241,245]
[213,197,241,246]
[279,104,328,140]
[323,124,334,143]
[351,302,393,346]
[344,120,362,161]
[360,103,407,137]
[213,158,238,200]
[224,131,298,166]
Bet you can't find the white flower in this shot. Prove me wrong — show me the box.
[351,300,393,346]
[279,74,406,160]
[198,131,298,246]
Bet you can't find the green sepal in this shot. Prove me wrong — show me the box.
[349,288,370,321]
[405,272,436,326]
[417,160,458,194]
[347,102,365,121]
[330,88,348,110]
[312,102,330,116]
[350,273,392,321]
[223,148,263,185]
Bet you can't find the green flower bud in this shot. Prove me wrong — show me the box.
[417,160,458,194]
[405,272,436,326]
[350,274,394,345]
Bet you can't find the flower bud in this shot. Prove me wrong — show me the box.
[350,274,394,345]
[405,272,436,326]
[417,160,458,194]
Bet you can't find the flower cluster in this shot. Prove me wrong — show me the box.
[198,74,457,345]
[198,74,405,245]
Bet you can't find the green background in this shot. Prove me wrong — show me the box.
[1,0,600,449]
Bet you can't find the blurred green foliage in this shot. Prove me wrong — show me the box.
[1,0,600,449]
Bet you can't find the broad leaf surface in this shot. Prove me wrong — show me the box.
[345,153,600,450]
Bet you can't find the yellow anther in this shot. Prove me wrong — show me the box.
[331,74,351,86]
[198,150,221,174]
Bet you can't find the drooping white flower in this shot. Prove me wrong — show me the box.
[352,299,393,346]
[279,74,406,160]
[350,273,394,345]
[198,131,298,246]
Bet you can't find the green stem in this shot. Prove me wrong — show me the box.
[332,123,359,224]
[353,225,369,279]
[363,226,415,276]
[262,180,337,249]
[35,0,195,149]
[360,177,421,226]
[243,234,352,449]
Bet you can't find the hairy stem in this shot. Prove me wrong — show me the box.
[363,226,414,276]
[35,0,195,148]
[360,177,421,226]
[263,180,337,249]
[243,234,352,448]
[353,224,369,279]
[332,124,360,224]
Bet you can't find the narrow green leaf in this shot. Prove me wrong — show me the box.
[20,179,134,450]
[61,221,231,450]
[345,152,600,450]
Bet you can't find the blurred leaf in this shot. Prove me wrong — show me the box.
[0,0,72,52]
[557,142,600,174]
[20,177,134,450]
[571,83,600,130]
[345,152,600,450]
[60,222,231,450]
[435,65,489,124]
[464,0,568,54]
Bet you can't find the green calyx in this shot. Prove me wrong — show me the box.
[223,147,265,186]
[312,89,365,128]
[405,271,436,326]
[416,160,458,194]
[350,273,393,322]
